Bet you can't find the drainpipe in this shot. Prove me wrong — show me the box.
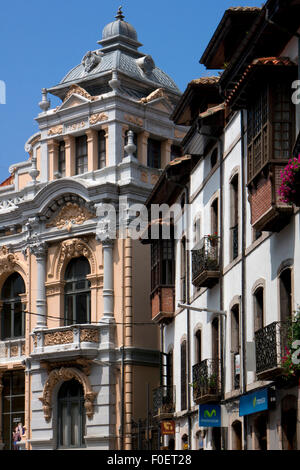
[165,173,191,449]
[240,109,248,450]
[197,123,226,449]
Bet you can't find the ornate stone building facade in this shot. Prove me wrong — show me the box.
[0,8,186,450]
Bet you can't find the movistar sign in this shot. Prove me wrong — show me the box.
[199,405,221,427]
[239,388,268,417]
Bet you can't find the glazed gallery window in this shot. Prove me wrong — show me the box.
[147,138,161,169]
[151,240,175,292]
[2,370,25,450]
[64,257,91,326]
[247,81,295,184]
[57,379,86,449]
[1,273,25,340]
[75,135,88,175]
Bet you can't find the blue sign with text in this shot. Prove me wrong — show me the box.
[239,388,268,417]
[199,405,221,427]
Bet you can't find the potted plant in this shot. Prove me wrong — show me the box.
[281,310,300,379]
[278,155,300,206]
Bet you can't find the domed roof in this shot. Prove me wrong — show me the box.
[102,7,138,42]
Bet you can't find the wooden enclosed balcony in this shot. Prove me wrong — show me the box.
[152,385,175,420]
[192,359,221,404]
[248,167,293,233]
[192,236,220,288]
[255,320,298,380]
[151,286,175,324]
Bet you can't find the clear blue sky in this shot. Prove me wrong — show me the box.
[0,0,262,182]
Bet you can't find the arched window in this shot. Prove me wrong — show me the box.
[1,273,25,340]
[181,340,187,411]
[254,287,264,332]
[64,257,91,326]
[57,379,86,449]
[230,174,239,261]
[279,268,292,323]
[231,305,240,390]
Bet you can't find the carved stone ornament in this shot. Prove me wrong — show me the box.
[39,367,97,422]
[80,328,100,343]
[46,202,94,231]
[63,85,94,104]
[140,88,166,104]
[89,113,108,125]
[44,330,74,346]
[47,125,63,137]
[0,246,18,274]
[81,50,102,73]
[124,114,143,127]
[57,238,95,277]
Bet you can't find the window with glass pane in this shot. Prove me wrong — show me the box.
[247,81,295,183]
[58,379,86,449]
[151,240,175,291]
[64,257,91,325]
[1,273,25,340]
[58,141,66,176]
[181,341,187,411]
[75,135,88,175]
[147,138,161,169]
[2,371,25,450]
[98,130,106,169]
[125,131,138,158]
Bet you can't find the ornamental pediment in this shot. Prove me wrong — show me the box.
[58,85,99,111]
[46,202,94,232]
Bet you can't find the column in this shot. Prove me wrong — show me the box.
[102,239,114,319]
[86,129,98,172]
[64,135,75,177]
[161,139,172,167]
[30,243,48,330]
[48,139,59,181]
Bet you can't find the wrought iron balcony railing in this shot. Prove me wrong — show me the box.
[192,236,220,288]
[255,320,299,378]
[192,359,221,404]
[152,385,175,417]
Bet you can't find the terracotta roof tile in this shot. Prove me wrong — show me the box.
[226,57,296,105]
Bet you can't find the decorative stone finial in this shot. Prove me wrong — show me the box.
[39,88,50,113]
[109,69,121,91]
[115,6,124,21]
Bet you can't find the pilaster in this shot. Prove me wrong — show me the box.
[64,135,75,177]
[48,139,59,181]
[86,129,98,172]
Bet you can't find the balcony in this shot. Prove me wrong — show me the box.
[30,324,102,360]
[192,236,220,288]
[152,385,175,420]
[255,321,299,380]
[192,359,221,404]
[151,286,175,324]
[0,338,25,363]
[248,167,293,233]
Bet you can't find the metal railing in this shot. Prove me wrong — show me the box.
[152,385,175,416]
[192,236,220,285]
[192,359,221,403]
[255,320,299,375]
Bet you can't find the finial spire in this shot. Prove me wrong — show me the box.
[115,5,124,21]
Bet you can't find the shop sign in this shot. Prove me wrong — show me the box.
[161,420,175,436]
[239,388,268,417]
